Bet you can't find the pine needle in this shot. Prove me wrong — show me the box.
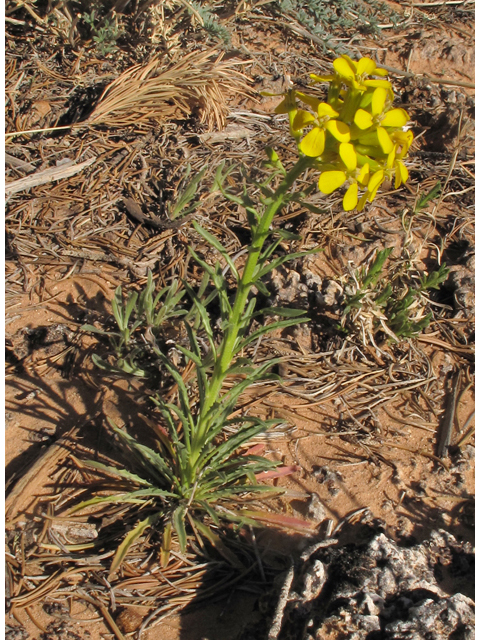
[86,49,252,130]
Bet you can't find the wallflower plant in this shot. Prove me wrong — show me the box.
[77,56,411,570]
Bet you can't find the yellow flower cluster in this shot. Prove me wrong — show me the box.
[275,55,412,211]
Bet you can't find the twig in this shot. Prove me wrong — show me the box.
[6,16,26,24]
[376,64,475,88]
[300,538,338,562]
[400,0,474,6]
[268,560,295,640]
[437,371,461,458]
[454,410,475,447]
[432,109,465,217]
[5,124,73,139]
[416,334,474,356]
[77,590,126,640]
[5,157,96,196]
[5,152,36,173]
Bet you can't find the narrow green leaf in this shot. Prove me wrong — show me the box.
[69,495,149,513]
[235,317,310,351]
[160,522,172,567]
[171,166,207,219]
[110,422,176,485]
[261,307,308,318]
[76,487,176,511]
[362,248,393,289]
[172,506,187,553]
[198,420,277,470]
[254,280,271,297]
[181,283,217,358]
[192,222,239,281]
[272,228,302,241]
[111,286,125,330]
[183,322,208,400]
[415,181,442,212]
[110,513,160,574]
[236,297,257,334]
[81,324,118,337]
[192,520,246,569]
[196,500,220,525]
[255,249,320,280]
[419,263,449,291]
[92,354,142,376]
[122,291,138,328]
[298,201,328,215]
[150,397,182,447]
[151,347,195,446]
[175,344,202,368]
[78,459,153,486]
[259,237,284,263]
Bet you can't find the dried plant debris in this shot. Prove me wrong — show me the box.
[6,510,287,638]
[84,49,252,131]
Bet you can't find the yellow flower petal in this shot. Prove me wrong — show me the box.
[339,142,357,172]
[343,183,358,211]
[357,191,369,211]
[363,79,392,89]
[325,119,350,142]
[387,148,395,169]
[296,92,321,111]
[395,161,409,188]
[371,87,387,116]
[354,109,373,130]
[377,127,394,154]
[381,108,409,128]
[317,102,339,117]
[333,57,356,79]
[373,67,389,77]
[318,170,347,194]
[341,54,358,70]
[368,185,381,202]
[300,126,326,157]
[391,130,414,158]
[368,169,384,193]
[356,57,376,76]
[292,110,315,131]
[357,163,370,185]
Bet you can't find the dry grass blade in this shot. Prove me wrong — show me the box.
[86,49,252,131]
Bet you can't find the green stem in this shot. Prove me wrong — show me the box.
[188,155,311,471]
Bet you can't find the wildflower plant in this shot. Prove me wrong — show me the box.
[342,248,449,342]
[77,56,411,569]
[82,275,187,377]
[82,9,124,55]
